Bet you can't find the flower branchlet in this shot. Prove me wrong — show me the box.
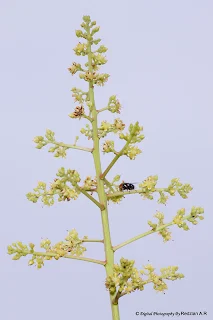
[33,129,55,149]
[139,175,159,200]
[173,207,204,229]
[76,16,102,44]
[102,122,144,160]
[103,140,116,153]
[148,212,172,242]
[70,15,110,87]
[98,95,121,114]
[95,44,108,54]
[80,124,93,140]
[7,230,88,269]
[73,42,88,56]
[138,176,193,203]
[147,206,204,242]
[157,178,193,204]
[113,206,204,251]
[81,176,97,191]
[68,62,84,75]
[69,88,93,121]
[26,167,81,206]
[7,242,34,260]
[158,191,169,205]
[91,52,107,66]
[119,122,144,160]
[105,258,184,304]
[98,118,125,138]
[108,96,121,114]
[71,87,88,104]
[34,129,91,157]
[119,122,144,143]
[108,176,195,204]
[84,49,108,72]
[79,71,110,86]
[166,178,193,198]
[106,176,195,209]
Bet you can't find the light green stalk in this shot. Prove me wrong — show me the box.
[52,141,92,152]
[86,27,120,320]
[113,214,192,251]
[76,185,104,210]
[100,126,138,179]
[28,250,105,265]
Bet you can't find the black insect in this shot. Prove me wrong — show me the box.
[119,182,135,192]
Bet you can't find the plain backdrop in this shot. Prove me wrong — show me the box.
[0,1,212,319]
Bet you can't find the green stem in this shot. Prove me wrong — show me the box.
[107,188,167,198]
[82,114,93,122]
[112,279,153,304]
[100,127,138,179]
[76,186,105,210]
[86,26,120,320]
[52,141,92,152]
[97,107,109,113]
[81,239,104,243]
[113,214,191,251]
[103,178,116,193]
[31,251,105,265]
[80,187,97,192]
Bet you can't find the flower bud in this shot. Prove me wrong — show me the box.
[28,259,34,266]
[75,30,83,37]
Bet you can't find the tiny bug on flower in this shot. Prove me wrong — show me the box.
[119,182,136,192]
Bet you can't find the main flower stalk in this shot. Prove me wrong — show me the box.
[86,27,120,320]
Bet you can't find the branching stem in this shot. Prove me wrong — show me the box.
[76,186,105,210]
[107,188,167,198]
[82,114,94,122]
[97,107,109,113]
[113,214,191,251]
[103,178,116,193]
[31,251,105,265]
[53,141,92,152]
[100,127,138,179]
[81,239,104,243]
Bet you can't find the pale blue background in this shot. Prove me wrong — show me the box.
[1,1,212,319]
